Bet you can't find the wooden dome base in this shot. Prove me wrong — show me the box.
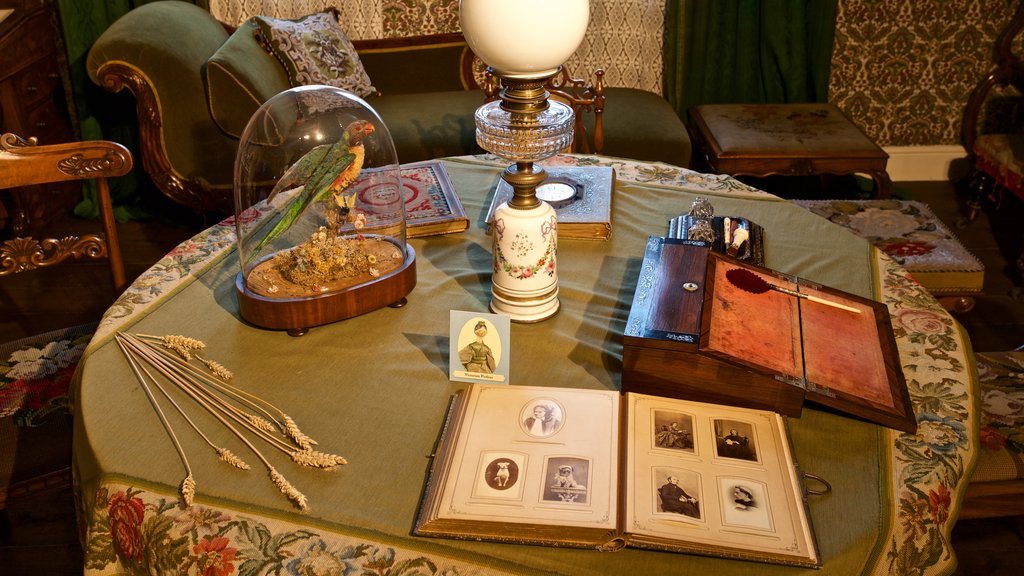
[236,245,416,335]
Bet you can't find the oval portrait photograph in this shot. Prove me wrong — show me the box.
[520,398,565,438]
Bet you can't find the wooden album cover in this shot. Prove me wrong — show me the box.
[415,384,820,567]
[485,166,614,240]
[622,237,916,433]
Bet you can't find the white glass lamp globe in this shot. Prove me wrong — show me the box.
[460,0,590,79]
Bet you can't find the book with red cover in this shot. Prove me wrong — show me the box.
[352,160,468,238]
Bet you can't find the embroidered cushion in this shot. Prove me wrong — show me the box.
[971,350,1024,483]
[205,19,291,139]
[253,9,376,98]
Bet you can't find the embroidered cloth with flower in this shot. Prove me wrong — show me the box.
[796,199,985,312]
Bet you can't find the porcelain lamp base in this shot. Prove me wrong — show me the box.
[489,200,560,322]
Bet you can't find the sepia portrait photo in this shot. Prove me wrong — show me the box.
[652,409,695,453]
[449,311,510,384]
[520,398,565,438]
[713,419,759,463]
[652,466,702,521]
[719,477,773,531]
[472,451,527,500]
[541,456,590,505]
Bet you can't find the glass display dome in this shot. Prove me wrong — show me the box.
[233,86,416,335]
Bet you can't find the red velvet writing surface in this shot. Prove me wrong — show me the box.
[705,264,803,382]
[799,287,894,408]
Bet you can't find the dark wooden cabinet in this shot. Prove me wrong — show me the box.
[0,0,79,236]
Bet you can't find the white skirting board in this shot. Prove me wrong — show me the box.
[883,145,968,182]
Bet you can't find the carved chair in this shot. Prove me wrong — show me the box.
[484,66,607,155]
[959,1,1024,513]
[0,133,132,293]
[961,0,1024,224]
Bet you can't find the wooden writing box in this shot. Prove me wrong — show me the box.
[622,237,916,433]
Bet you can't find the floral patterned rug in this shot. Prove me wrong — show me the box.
[1,323,95,496]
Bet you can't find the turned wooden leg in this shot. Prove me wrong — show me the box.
[869,170,892,198]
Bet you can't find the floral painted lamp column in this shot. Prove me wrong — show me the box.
[460,0,590,322]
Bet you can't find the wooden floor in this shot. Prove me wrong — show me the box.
[1,177,1023,573]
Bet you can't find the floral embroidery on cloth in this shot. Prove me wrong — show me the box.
[1,326,93,425]
[83,482,509,575]
[79,155,975,576]
[975,351,1024,462]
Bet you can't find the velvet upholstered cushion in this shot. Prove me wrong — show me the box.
[599,88,692,167]
[205,19,291,139]
[253,10,375,98]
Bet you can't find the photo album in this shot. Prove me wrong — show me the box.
[415,384,820,567]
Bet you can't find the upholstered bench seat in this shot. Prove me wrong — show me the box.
[794,199,985,312]
[960,350,1024,519]
[688,103,893,198]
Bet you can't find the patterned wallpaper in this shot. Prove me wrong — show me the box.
[210,0,1010,147]
[209,0,665,94]
[829,0,1016,147]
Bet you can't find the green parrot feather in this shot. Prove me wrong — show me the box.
[248,121,373,261]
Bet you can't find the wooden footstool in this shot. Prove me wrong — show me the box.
[794,199,984,313]
[688,103,892,198]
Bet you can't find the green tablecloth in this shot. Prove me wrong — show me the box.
[73,155,977,575]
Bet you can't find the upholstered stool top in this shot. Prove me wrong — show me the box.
[795,199,985,296]
[690,103,887,157]
[687,103,892,197]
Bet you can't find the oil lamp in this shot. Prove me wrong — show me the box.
[460,0,590,322]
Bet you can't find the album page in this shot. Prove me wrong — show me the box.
[416,384,620,547]
[622,393,819,567]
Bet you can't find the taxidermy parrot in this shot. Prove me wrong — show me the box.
[250,120,376,258]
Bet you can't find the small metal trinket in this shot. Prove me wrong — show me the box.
[688,219,716,243]
[688,196,714,219]
[682,282,699,292]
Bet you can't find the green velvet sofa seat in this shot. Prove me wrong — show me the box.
[87,0,691,216]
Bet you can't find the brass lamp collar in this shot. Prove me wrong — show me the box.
[504,163,547,210]
[494,69,556,115]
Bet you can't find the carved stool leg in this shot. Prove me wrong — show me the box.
[869,170,892,199]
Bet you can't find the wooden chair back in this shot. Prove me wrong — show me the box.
[0,133,132,293]
[484,66,606,155]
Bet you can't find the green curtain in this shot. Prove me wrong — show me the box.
[56,0,209,220]
[664,0,838,121]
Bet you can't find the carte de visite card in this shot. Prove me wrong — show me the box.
[449,310,511,384]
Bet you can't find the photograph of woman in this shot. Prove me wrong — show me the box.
[522,401,562,437]
[459,320,496,374]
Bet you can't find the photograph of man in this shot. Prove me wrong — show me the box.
[523,401,561,437]
[657,474,700,519]
[714,420,757,461]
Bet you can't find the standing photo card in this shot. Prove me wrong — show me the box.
[449,310,511,384]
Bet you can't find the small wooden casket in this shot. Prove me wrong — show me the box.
[622,237,916,433]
